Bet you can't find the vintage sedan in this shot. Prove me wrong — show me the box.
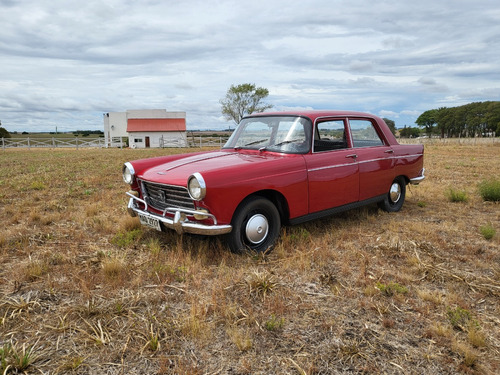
[123,110,425,252]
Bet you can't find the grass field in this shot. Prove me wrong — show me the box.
[0,142,499,374]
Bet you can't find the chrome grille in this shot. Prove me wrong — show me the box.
[141,181,195,212]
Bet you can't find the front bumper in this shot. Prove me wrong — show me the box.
[126,193,232,236]
[409,168,426,185]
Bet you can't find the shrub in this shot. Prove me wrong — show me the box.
[376,282,408,296]
[446,187,468,203]
[447,306,478,331]
[111,229,142,248]
[478,178,500,202]
[480,224,496,240]
[264,315,285,331]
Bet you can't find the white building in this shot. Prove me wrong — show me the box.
[103,109,187,148]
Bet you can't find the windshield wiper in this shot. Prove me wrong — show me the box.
[242,139,268,147]
[273,139,303,147]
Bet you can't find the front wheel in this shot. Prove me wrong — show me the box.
[226,196,281,253]
[378,177,406,212]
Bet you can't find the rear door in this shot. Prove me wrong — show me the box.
[348,118,395,201]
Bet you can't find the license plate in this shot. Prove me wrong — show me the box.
[138,213,162,231]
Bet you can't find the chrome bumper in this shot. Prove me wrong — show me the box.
[409,168,426,185]
[126,194,232,236]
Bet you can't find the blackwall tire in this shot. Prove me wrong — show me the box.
[378,176,406,212]
[226,196,281,253]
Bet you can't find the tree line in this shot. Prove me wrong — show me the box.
[416,101,500,138]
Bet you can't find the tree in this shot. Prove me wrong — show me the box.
[382,118,396,135]
[220,83,273,125]
[0,126,11,139]
[399,125,420,138]
[416,109,438,136]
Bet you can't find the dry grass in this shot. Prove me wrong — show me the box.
[1,142,499,374]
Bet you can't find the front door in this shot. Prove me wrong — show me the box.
[305,118,359,213]
[145,136,150,148]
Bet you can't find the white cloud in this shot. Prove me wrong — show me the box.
[1,0,499,131]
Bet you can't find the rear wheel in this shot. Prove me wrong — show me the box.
[378,176,406,212]
[226,196,281,253]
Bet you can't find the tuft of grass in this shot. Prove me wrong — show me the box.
[57,356,85,372]
[23,260,47,282]
[467,325,487,348]
[479,224,495,240]
[30,181,46,191]
[452,340,479,368]
[245,270,278,299]
[264,314,285,331]
[141,324,161,353]
[0,342,40,373]
[227,327,252,352]
[111,228,142,248]
[102,257,126,281]
[447,306,478,331]
[478,178,500,202]
[417,201,427,208]
[376,282,408,297]
[147,237,162,257]
[446,187,468,203]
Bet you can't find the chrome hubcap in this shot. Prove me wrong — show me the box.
[389,182,401,203]
[245,214,269,244]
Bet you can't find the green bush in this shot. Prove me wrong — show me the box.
[376,282,408,296]
[478,179,500,202]
[480,224,496,240]
[446,188,468,203]
[447,306,478,331]
[111,229,142,248]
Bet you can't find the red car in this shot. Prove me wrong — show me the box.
[123,110,425,252]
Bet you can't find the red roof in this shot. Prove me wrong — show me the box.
[127,118,186,132]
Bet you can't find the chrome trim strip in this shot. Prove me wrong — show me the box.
[309,162,356,172]
[126,195,232,236]
[308,153,424,172]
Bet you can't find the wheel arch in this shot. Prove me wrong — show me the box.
[233,189,290,225]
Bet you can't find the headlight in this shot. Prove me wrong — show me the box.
[188,173,206,201]
[122,162,136,184]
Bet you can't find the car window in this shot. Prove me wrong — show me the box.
[223,116,312,154]
[314,120,348,152]
[349,119,384,148]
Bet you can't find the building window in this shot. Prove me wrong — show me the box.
[134,138,143,143]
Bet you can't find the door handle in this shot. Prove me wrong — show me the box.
[384,149,394,154]
[345,154,357,159]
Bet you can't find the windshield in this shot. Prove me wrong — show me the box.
[223,116,312,154]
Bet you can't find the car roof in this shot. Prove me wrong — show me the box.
[245,110,379,123]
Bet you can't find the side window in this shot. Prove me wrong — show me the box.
[349,119,384,148]
[314,120,348,152]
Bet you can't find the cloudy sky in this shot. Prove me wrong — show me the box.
[1,0,499,132]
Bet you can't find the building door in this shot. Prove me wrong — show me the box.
[145,136,150,148]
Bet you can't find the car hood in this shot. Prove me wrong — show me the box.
[139,150,305,186]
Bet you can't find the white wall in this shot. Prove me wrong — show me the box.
[128,132,188,148]
[104,112,128,147]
